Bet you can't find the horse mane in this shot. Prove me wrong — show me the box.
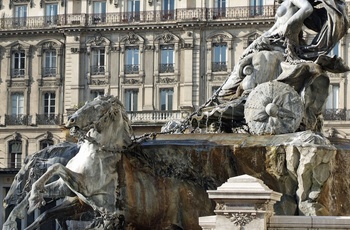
[93,95,133,149]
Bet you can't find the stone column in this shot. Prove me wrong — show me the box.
[199,174,282,230]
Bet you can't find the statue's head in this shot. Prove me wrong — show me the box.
[66,95,133,148]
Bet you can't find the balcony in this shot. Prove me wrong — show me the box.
[11,68,25,78]
[91,65,106,75]
[6,158,22,169]
[5,115,29,125]
[212,62,227,72]
[36,114,62,125]
[43,67,57,77]
[125,64,140,74]
[159,63,175,73]
[0,5,278,31]
[127,110,182,124]
[323,109,347,121]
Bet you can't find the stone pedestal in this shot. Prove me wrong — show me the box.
[199,174,282,230]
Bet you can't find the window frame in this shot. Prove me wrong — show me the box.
[12,50,25,78]
[160,44,175,73]
[212,42,227,72]
[93,1,107,22]
[160,88,174,111]
[8,140,22,168]
[43,92,56,116]
[125,46,140,74]
[11,92,24,115]
[14,5,27,27]
[125,89,139,112]
[91,48,106,75]
[45,3,58,25]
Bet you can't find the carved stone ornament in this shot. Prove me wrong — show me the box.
[124,78,141,84]
[91,79,108,85]
[214,34,228,43]
[42,41,58,50]
[163,33,174,43]
[43,131,53,140]
[128,32,139,44]
[160,77,176,84]
[88,34,107,47]
[13,131,22,141]
[226,212,256,227]
[10,0,33,9]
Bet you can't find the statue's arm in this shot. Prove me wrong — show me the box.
[286,0,313,28]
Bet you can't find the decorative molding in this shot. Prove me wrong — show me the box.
[43,131,53,140]
[225,212,256,227]
[13,131,22,141]
[91,79,108,85]
[158,77,176,84]
[124,78,141,85]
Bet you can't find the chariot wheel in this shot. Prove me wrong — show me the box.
[244,81,304,135]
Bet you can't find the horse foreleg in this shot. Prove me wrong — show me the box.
[3,193,30,230]
[28,163,86,213]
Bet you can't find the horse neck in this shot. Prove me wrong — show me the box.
[88,125,131,150]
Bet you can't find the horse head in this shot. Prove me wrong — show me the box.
[66,95,133,149]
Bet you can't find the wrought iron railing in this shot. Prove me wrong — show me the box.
[212,62,227,72]
[127,110,182,123]
[5,114,29,125]
[124,64,139,74]
[36,114,62,125]
[159,63,175,73]
[11,69,25,78]
[323,109,347,120]
[91,65,106,75]
[0,5,278,30]
[6,159,22,169]
[43,67,57,77]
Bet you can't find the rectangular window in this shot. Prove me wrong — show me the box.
[212,86,220,95]
[11,93,24,115]
[9,140,22,168]
[92,48,105,75]
[125,89,138,112]
[162,0,175,20]
[44,50,57,77]
[250,0,263,16]
[40,139,54,149]
[212,43,227,72]
[326,85,339,110]
[90,90,104,100]
[14,5,27,27]
[44,92,56,116]
[214,0,226,18]
[329,43,339,57]
[45,3,58,25]
[12,51,25,78]
[160,45,174,73]
[93,1,106,22]
[160,88,173,111]
[125,47,139,74]
[128,0,140,21]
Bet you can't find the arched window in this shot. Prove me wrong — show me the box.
[8,140,22,168]
[40,139,54,149]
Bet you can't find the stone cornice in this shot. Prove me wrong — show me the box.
[0,19,274,36]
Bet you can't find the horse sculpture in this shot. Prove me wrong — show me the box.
[3,95,133,230]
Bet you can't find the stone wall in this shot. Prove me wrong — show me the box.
[116,131,350,229]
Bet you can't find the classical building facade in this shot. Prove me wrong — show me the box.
[0,0,349,228]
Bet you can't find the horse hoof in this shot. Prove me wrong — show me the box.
[28,195,45,213]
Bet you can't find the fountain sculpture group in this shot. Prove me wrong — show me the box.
[3,0,350,229]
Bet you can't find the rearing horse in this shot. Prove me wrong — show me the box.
[3,95,133,230]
